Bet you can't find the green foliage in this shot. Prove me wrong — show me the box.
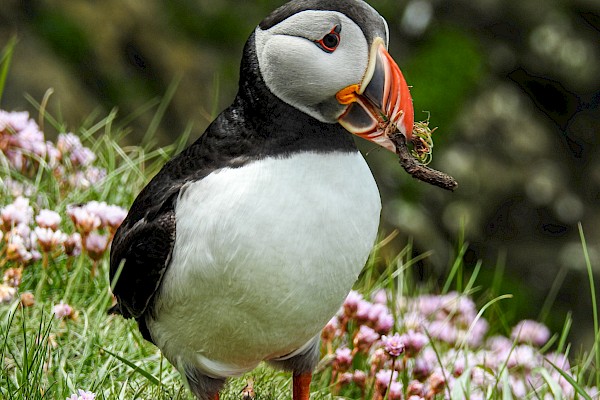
[32,11,92,67]
[404,26,484,138]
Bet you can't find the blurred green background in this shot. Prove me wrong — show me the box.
[1,0,599,348]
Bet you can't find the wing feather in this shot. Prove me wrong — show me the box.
[109,187,178,320]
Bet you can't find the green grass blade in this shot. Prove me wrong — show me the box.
[579,223,599,389]
[142,75,182,145]
[0,36,17,105]
[556,312,572,355]
[100,346,161,386]
[442,243,468,294]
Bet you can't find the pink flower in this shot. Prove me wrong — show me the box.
[375,369,398,392]
[0,284,17,303]
[343,290,363,316]
[35,209,61,230]
[416,294,442,316]
[322,316,340,342]
[585,387,599,399]
[53,301,73,319]
[77,389,95,400]
[413,348,436,380]
[506,345,540,370]
[407,380,425,397]
[57,132,82,154]
[101,204,127,229]
[487,335,513,353]
[338,372,353,385]
[370,348,389,370]
[441,292,478,325]
[352,370,367,388]
[3,267,23,287]
[34,227,67,252]
[367,303,388,322]
[355,299,372,321]
[83,167,107,187]
[400,330,428,357]
[64,232,83,257]
[509,375,527,397]
[511,320,550,347]
[466,318,489,347]
[15,122,46,156]
[375,311,394,334]
[0,110,30,132]
[75,201,126,229]
[471,366,495,387]
[427,371,446,395]
[5,232,33,263]
[84,232,109,261]
[68,171,92,189]
[66,389,95,400]
[353,325,379,352]
[427,320,458,344]
[333,347,353,372]
[371,289,388,304]
[1,196,34,230]
[45,142,61,167]
[388,381,403,400]
[381,333,405,357]
[69,146,96,167]
[3,177,35,197]
[67,206,101,233]
[544,352,570,372]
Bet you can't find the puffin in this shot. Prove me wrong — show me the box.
[109,1,414,399]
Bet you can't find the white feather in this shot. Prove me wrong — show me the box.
[148,151,381,378]
[255,11,369,123]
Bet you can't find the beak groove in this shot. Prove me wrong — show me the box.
[337,38,414,152]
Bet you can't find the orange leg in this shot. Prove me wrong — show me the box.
[293,371,312,400]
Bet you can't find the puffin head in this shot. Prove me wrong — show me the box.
[254,0,414,152]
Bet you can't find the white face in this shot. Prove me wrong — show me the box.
[255,10,373,123]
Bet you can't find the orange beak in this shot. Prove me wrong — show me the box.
[336,38,414,152]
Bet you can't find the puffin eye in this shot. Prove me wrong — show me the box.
[315,26,341,53]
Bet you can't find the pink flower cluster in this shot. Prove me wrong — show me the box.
[0,109,128,302]
[321,290,597,399]
[0,197,126,265]
[66,389,95,400]
[0,110,105,191]
[67,201,127,261]
[53,301,74,319]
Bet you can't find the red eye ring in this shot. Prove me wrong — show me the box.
[315,25,341,53]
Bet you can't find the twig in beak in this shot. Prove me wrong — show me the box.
[389,131,458,192]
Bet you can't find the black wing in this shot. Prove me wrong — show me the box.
[109,181,180,322]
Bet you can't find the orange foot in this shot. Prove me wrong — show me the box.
[293,371,312,400]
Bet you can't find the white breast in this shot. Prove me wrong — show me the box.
[148,151,381,378]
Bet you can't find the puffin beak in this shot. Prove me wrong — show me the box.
[336,37,414,152]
